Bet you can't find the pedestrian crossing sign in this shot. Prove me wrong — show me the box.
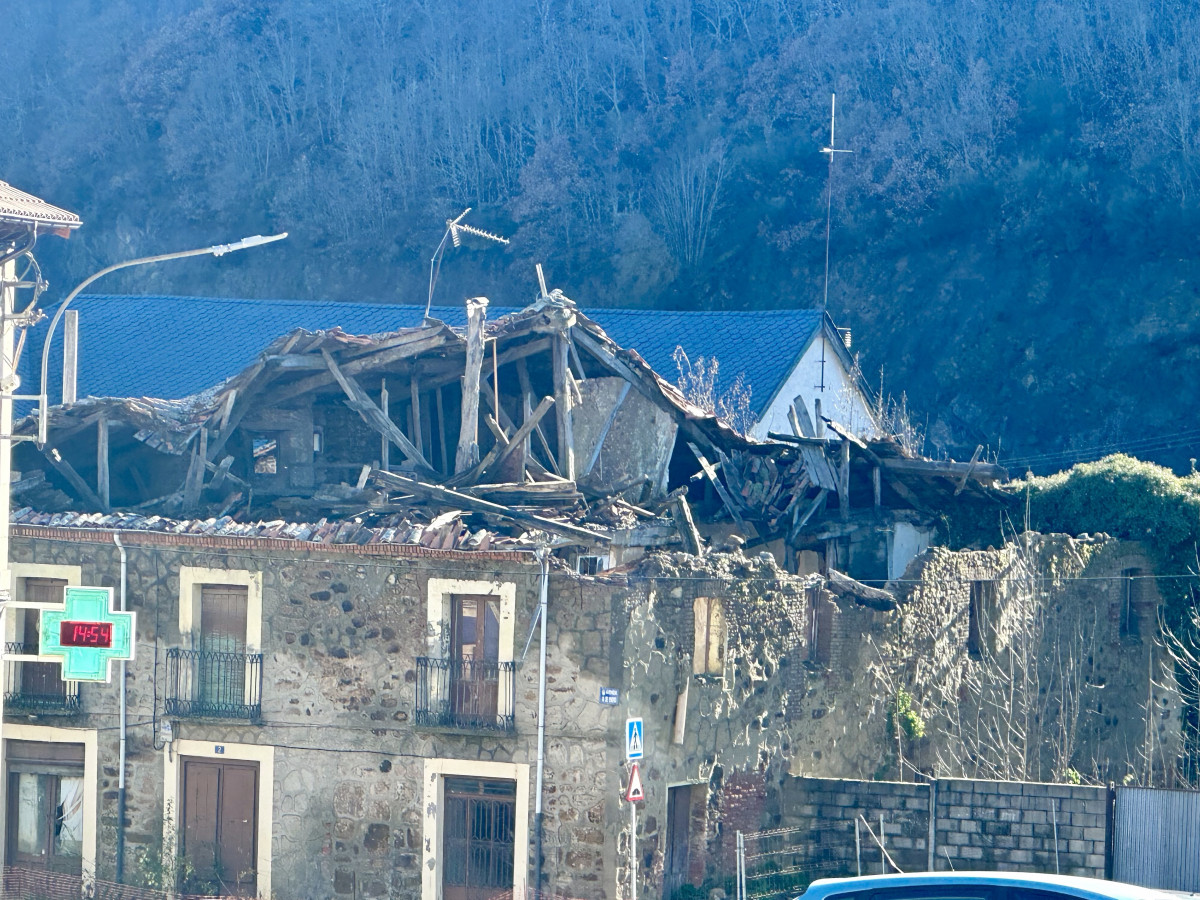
[626,717,644,760]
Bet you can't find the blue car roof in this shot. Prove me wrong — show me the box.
[803,872,1174,900]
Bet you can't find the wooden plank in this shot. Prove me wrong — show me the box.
[380,380,390,471]
[789,489,829,542]
[873,466,882,508]
[372,469,610,545]
[568,336,588,381]
[423,337,552,391]
[271,330,451,403]
[321,349,432,471]
[954,445,985,495]
[839,438,850,520]
[519,390,531,480]
[97,416,110,510]
[581,382,630,478]
[183,428,208,510]
[790,399,815,438]
[62,309,78,405]
[553,333,576,480]
[435,387,449,474]
[43,447,106,511]
[217,389,237,433]
[687,442,747,529]
[517,358,559,475]
[670,493,704,556]
[410,376,424,457]
[455,297,488,473]
[880,456,1006,481]
[485,396,555,478]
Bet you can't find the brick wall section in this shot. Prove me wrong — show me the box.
[718,770,768,871]
[774,777,1110,880]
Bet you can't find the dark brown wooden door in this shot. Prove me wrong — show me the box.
[664,785,692,900]
[443,777,515,900]
[181,759,258,897]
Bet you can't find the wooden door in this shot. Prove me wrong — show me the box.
[198,585,248,707]
[664,785,692,900]
[450,595,500,723]
[181,759,258,897]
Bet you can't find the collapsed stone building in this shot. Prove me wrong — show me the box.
[0,292,1178,900]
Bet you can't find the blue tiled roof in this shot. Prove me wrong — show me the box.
[21,295,823,416]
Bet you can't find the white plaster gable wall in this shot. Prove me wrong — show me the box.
[889,522,935,580]
[750,333,876,441]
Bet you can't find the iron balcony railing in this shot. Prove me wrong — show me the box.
[415,657,516,732]
[165,648,262,721]
[3,643,81,713]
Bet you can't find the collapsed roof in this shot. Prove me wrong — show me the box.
[13,294,1008,569]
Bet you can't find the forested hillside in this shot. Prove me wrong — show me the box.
[5,0,1200,470]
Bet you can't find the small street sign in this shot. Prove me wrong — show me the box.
[625,762,644,803]
[599,687,620,705]
[626,717,644,760]
[38,586,135,682]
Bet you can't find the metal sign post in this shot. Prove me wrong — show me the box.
[625,717,644,900]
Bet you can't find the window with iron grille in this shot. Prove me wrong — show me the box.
[6,579,80,713]
[168,576,262,720]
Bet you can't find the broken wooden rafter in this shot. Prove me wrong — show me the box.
[43,447,107,512]
[372,469,609,545]
[455,297,488,474]
[789,489,829,542]
[321,349,434,473]
[484,396,555,481]
[516,358,559,476]
[954,445,985,496]
[271,329,452,404]
[687,442,747,530]
[669,492,704,556]
[826,568,896,610]
[880,455,1006,483]
[553,332,576,481]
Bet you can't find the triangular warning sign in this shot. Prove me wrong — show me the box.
[626,763,645,803]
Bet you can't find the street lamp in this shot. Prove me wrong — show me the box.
[33,232,288,446]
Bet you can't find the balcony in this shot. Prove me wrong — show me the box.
[3,643,81,713]
[165,648,262,720]
[415,657,515,733]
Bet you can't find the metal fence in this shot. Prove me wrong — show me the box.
[4,643,81,713]
[164,648,262,720]
[415,657,516,732]
[735,823,863,900]
[1114,786,1200,892]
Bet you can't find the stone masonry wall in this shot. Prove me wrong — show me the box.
[6,529,624,900]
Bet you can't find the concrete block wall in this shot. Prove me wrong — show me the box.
[778,778,932,878]
[775,777,1111,880]
[935,780,1109,876]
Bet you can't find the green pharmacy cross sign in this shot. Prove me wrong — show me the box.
[38,587,135,682]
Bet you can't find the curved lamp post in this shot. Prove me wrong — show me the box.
[35,232,287,446]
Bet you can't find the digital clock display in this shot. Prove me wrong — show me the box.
[59,621,114,648]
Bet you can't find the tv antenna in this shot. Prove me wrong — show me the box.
[426,208,510,317]
[816,93,852,393]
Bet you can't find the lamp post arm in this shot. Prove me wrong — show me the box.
[36,233,287,446]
